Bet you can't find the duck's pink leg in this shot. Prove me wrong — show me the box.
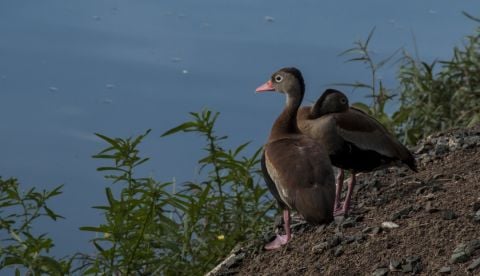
[333,169,344,215]
[334,171,356,216]
[265,209,291,250]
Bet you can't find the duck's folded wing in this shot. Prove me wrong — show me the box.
[333,108,407,159]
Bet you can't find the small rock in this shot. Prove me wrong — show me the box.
[434,144,449,155]
[474,210,480,223]
[334,245,344,257]
[442,210,457,220]
[389,259,401,271]
[425,201,439,213]
[381,221,399,229]
[473,202,480,212]
[315,224,326,233]
[404,255,422,273]
[424,193,435,200]
[372,267,389,276]
[465,239,480,255]
[452,174,462,181]
[372,227,382,235]
[362,226,373,233]
[467,257,480,271]
[401,263,412,273]
[355,233,366,242]
[416,186,428,195]
[341,217,356,228]
[334,215,346,225]
[342,235,356,244]
[311,242,329,253]
[328,235,342,248]
[450,250,469,264]
[391,206,412,220]
[438,266,451,274]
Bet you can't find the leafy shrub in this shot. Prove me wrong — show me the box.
[396,13,480,144]
[0,177,69,274]
[79,110,273,275]
[336,27,400,134]
[338,15,480,145]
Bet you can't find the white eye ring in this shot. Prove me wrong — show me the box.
[274,75,283,82]
[340,98,347,104]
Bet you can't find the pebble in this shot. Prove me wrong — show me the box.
[389,259,401,271]
[474,210,480,223]
[434,144,449,155]
[341,217,357,228]
[401,262,412,273]
[381,221,399,229]
[311,242,329,253]
[442,209,457,220]
[403,255,422,273]
[391,206,413,220]
[450,248,469,264]
[450,240,480,264]
[467,257,480,271]
[328,235,342,248]
[473,202,480,212]
[425,201,439,213]
[334,245,344,257]
[424,193,435,200]
[465,239,480,255]
[438,266,451,274]
[372,267,389,276]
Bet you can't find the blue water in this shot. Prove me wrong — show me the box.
[1,0,479,257]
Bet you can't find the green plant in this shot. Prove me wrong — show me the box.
[80,109,274,275]
[160,109,273,275]
[79,129,173,274]
[336,27,400,133]
[396,12,480,144]
[0,177,69,275]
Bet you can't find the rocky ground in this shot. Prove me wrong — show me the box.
[209,125,480,275]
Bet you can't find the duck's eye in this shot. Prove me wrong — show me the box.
[340,97,347,104]
[274,75,283,82]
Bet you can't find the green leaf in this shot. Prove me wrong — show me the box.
[96,167,128,172]
[161,122,198,137]
[79,226,108,233]
[105,187,116,206]
[94,133,121,148]
[36,256,65,274]
[43,205,64,221]
[2,256,24,267]
[93,241,105,252]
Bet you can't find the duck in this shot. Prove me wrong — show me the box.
[256,67,335,250]
[297,89,417,216]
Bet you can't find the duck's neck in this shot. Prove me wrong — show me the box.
[269,92,303,140]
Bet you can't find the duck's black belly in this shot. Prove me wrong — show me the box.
[330,141,395,172]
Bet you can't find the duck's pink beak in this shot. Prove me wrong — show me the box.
[255,80,274,93]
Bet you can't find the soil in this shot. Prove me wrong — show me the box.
[210,125,480,276]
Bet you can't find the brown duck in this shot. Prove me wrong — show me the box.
[256,68,335,250]
[297,89,417,216]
